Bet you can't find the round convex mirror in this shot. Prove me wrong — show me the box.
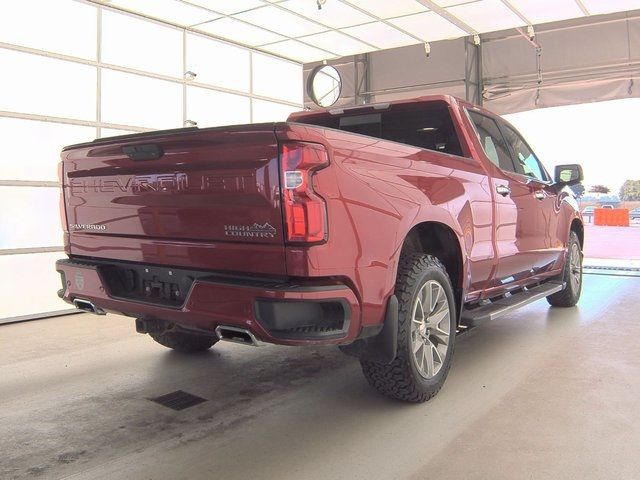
[308,65,342,107]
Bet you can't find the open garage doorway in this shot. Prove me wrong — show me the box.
[505,98,640,269]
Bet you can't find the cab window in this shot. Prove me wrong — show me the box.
[297,102,465,157]
[467,111,515,173]
[501,125,549,182]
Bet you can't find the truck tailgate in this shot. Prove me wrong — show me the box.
[61,124,286,275]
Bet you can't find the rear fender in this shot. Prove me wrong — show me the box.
[388,207,469,305]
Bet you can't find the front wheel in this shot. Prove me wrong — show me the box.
[360,254,456,403]
[547,231,582,307]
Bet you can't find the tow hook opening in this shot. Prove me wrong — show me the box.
[73,298,106,315]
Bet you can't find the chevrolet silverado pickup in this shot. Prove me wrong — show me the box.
[56,95,584,402]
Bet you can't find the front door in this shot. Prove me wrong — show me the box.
[499,122,563,272]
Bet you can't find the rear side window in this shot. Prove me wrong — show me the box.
[379,108,463,157]
[501,125,549,182]
[298,103,464,157]
[467,111,515,172]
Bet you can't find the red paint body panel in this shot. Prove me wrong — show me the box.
[57,95,582,346]
[55,260,360,346]
[455,99,581,297]
[67,233,287,276]
[63,124,286,275]
[274,119,494,326]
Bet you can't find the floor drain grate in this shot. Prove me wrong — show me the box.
[150,390,207,411]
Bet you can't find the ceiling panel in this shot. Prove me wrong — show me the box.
[434,0,481,6]
[184,0,264,15]
[102,0,640,66]
[507,0,585,24]
[389,11,467,42]
[300,31,372,56]
[109,0,219,26]
[341,0,428,19]
[581,0,640,15]
[259,39,336,62]
[446,0,526,32]
[195,17,286,46]
[234,5,328,37]
[342,22,418,49]
[279,0,375,28]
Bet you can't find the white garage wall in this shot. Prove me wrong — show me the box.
[100,69,184,129]
[0,0,303,322]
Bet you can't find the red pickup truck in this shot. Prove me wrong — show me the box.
[56,95,584,402]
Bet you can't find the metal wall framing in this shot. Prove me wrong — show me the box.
[0,0,304,258]
[0,0,304,322]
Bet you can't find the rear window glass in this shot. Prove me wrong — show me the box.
[296,103,464,157]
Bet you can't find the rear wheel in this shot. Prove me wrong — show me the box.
[547,230,582,307]
[149,330,218,353]
[360,254,456,403]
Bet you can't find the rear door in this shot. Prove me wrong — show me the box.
[466,111,548,291]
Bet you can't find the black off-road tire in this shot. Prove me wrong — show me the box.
[149,330,218,352]
[547,231,582,307]
[360,254,456,403]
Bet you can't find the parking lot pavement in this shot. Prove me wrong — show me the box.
[2,274,640,480]
[583,224,640,260]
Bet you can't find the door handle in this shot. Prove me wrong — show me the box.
[534,190,545,200]
[496,185,511,197]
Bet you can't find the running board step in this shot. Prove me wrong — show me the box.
[461,281,564,326]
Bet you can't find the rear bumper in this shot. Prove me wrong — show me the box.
[55,258,361,346]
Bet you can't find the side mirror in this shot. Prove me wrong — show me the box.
[554,164,583,186]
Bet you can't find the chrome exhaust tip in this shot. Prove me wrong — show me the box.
[73,298,106,315]
[215,325,259,347]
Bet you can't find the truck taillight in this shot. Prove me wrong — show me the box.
[280,142,329,243]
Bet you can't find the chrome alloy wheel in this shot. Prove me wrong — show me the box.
[410,280,451,379]
[569,242,582,292]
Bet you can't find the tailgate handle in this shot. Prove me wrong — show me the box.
[122,144,164,161]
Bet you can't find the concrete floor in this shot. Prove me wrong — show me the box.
[2,273,639,480]
[583,224,640,260]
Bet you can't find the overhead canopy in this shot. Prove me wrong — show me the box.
[482,10,640,112]
[98,0,640,63]
[303,9,640,114]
